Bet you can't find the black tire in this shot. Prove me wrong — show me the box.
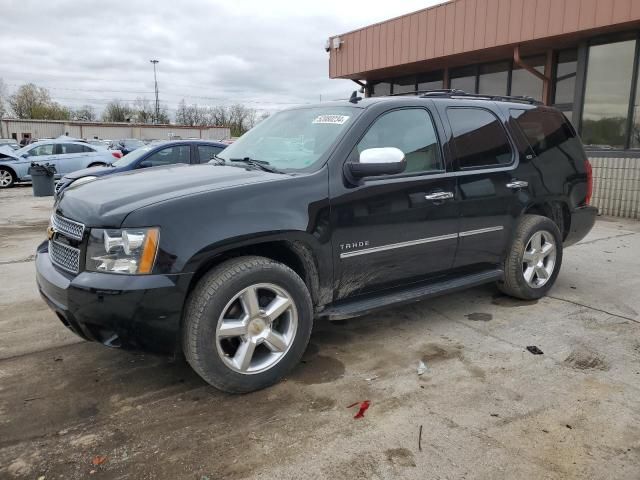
[0,167,16,188]
[88,162,107,168]
[497,214,563,300]
[182,256,313,393]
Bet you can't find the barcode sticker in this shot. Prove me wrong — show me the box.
[312,115,350,125]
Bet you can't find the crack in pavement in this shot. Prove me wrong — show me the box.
[547,295,640,324]
[0,256,35,265]
[574,232,637,246]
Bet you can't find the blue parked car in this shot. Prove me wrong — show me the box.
[0,139,122,189]
[54,140,227,197]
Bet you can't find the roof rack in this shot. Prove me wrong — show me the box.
[388,89,541,105]
[418,89,542,105]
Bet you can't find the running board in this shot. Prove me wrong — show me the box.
[319,269,503,321]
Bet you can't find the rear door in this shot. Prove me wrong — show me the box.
[195,144,224,164]
[436,103,524,269]
[55,143,91,175]
[330,104,459,299]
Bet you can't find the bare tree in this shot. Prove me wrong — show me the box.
[72,105,96,121]
[175,99,207,126]
[0,78,7,119]
[102,100,134,122]
[133,97,154,123]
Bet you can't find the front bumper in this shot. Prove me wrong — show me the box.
[564,205,598,247]
[35,241,193,353]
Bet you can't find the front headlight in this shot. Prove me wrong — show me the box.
[68,175,97,189]
[86,227,160,274]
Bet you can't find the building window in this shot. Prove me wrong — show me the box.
[554,49,577,105]
[392,76,417,95]
[511,56,545,101]
[581,39,636,149]
[478,62,509,96]
[370,82,391,97]
[447,107,513,168]
[632,56,640,149]
[417,71,443,92]
[450,66,477,93]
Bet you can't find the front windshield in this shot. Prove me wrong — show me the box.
[112,146,152,167]
[217,106,360,171]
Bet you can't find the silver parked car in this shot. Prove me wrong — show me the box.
[0,139,121,188]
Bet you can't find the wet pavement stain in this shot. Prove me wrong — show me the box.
[385,448,416,467]
[465,312,493,322]
[564,346,609,371]
[290,355,345,385]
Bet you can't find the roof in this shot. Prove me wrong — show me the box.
[329,0,640,80]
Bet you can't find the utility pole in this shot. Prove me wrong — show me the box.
[150,59,160,124]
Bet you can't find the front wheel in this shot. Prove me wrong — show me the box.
[88,162,107,168]
[0,167,16,188]
[182,256,313,393]
[498,214,563,300]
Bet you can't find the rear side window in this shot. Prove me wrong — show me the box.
[510,109,579,156]
[81,145,96,153]
[447,108,513,168]
[198,145,223,163]
[59,143,85,154]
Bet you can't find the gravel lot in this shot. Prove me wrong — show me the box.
[1,185,639,479]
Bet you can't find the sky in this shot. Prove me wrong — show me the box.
[0,0,442,118]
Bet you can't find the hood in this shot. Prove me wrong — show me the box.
[63,165,116,180]
[0,146,19,159]
[56,163,284,227]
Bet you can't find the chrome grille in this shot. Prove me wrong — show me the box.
[54,181,63,194]
[49,240,80,274]
[51,214,85,240]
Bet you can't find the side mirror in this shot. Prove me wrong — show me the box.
[346,147,406,180]
[138,161,152,169]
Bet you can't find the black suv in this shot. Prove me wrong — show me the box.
[36,92,596,393]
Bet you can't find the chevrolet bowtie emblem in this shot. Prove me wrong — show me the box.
[47,226,55,241]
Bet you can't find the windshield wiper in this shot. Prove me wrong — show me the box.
[229,157,283,174]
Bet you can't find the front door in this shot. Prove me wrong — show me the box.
[20,143,57,179]
[330,106,459,300]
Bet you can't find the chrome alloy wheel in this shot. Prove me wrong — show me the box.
[522,231,556,288]
[0,170,13,187]
[215,283,298,374]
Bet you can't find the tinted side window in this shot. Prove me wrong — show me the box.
[197,145,223,163]
[447,108,513,168]
[60,143,85,154]
[82,145,96,153]
[27,144,54,156]
[143,145,190,167]
[510,109,580,157]
[356,108,442,174]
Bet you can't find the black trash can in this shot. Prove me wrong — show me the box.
[28,162,57,197]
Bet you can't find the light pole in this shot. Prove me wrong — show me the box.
[150,59,160,124]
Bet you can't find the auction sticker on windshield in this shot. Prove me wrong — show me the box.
[312,115,350,125]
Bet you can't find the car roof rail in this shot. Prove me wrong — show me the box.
[417,89,542,105]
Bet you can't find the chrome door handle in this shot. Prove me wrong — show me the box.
[506,180,529,189]
[425,191,454,200]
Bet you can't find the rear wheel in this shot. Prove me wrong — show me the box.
[88,162,107,168]
[182,256,313,393]
[0,167,16,188]
[498,214,563,300]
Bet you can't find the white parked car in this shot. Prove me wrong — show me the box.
[0,139,122,188]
